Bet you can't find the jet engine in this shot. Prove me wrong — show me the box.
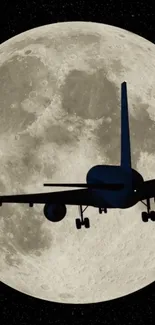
[43,203,67,222]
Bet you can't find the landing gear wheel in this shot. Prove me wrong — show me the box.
[84,217,90,228]
[149,211,155,221]
[141,211,149,222]
[75,218,81,229]
[99,208,107,214]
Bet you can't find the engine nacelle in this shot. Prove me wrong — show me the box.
[43,203,67,222]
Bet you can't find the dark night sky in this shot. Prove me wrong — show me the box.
[0,0,155,324]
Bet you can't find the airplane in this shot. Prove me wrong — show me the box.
[0,81,155,230]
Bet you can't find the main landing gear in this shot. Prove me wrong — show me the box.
[75,205,90,229]
[75,206,108,229]
[141,198,155,222]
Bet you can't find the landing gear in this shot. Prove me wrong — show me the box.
[75,217,90,229]
[141,211,148,222]
[99,207,107,214]
[150,211,155,221]
[141,198,155,222]
[75,205,90,229]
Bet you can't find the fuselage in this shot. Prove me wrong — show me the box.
[86,165,144,209]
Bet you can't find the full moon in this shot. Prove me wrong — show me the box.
[0,22,155,304]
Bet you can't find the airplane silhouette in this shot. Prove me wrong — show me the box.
[0,81,155,229]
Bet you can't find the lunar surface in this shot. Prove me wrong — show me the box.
[0,22,155,304]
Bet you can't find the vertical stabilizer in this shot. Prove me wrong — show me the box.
[120,82,132,171]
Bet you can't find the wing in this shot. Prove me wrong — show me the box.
[43,183,124,190]
[0,189,94,207]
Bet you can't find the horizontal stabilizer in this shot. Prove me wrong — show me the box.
[43,183,124,190]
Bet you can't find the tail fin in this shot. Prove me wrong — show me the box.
[120,82,132,171]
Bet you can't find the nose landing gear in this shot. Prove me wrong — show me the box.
[141,198,155,222]
[99,207,107,214]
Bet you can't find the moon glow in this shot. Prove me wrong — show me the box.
[0,22,155,304]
